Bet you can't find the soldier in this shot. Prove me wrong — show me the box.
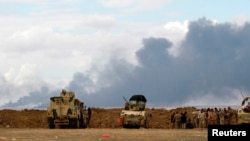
[226,106,233,125]
[218,108,225,125]
[87,107,92,123]
[198,109,206,129]
[192,110,200,128]
[224,108,229,125]
[206,108,212,126]
[124,102,129,110]
[229,109,237,124]
[173,111,182,129]
[170,112,176,129]
[210,108,218,125]
[181,111,187,129]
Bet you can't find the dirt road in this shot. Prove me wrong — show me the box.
[0,128,207,141]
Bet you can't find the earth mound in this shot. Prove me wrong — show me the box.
[0,107,197,129]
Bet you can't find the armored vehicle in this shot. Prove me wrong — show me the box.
[237,96,250,124]
[47,89,89,129]
[119,94,151,128]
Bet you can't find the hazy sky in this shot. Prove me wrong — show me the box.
[1,0,250,109]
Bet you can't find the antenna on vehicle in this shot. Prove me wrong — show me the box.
[240,90,245,99]
[123,96,128,103]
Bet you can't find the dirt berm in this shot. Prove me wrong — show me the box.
[0,107,197,129]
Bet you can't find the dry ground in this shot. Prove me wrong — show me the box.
[0,107,209,141]
[0,128,208,141]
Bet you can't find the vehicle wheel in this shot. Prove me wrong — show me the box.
[84,118,89,128]
[60,125,66,129]
[49,124,55,129]
[69,119,78,128]
[48,118,55,129]
[76,118,80,128]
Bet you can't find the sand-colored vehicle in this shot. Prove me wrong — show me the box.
[47,89,89,129]
[237,96,250,124]
[119,95,151,128]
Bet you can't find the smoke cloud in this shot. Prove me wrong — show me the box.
[2,18,250,109]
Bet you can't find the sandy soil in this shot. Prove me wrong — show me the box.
[0,128,208,141]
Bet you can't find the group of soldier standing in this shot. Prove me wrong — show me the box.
[170,106,238,129]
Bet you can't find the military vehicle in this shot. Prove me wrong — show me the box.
[237,96,250,124]
[119,94,151,128]
[47,89,89,129]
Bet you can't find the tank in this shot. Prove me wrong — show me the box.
[119,94,151,128]
[237,96,250,124]
[47,89,89,129]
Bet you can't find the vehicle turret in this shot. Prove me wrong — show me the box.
[119,94,151,128]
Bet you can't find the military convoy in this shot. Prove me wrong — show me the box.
[47,90,151,129]
[47,89,89,129]
[119,94,151,128]
[237,96,250,124]
[46,89,250,129]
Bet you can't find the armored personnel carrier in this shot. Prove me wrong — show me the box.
[119,94,151,128]
[47,89,89,129]
[237,96,250,124]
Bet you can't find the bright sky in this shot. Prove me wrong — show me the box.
[1,0,250,108]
